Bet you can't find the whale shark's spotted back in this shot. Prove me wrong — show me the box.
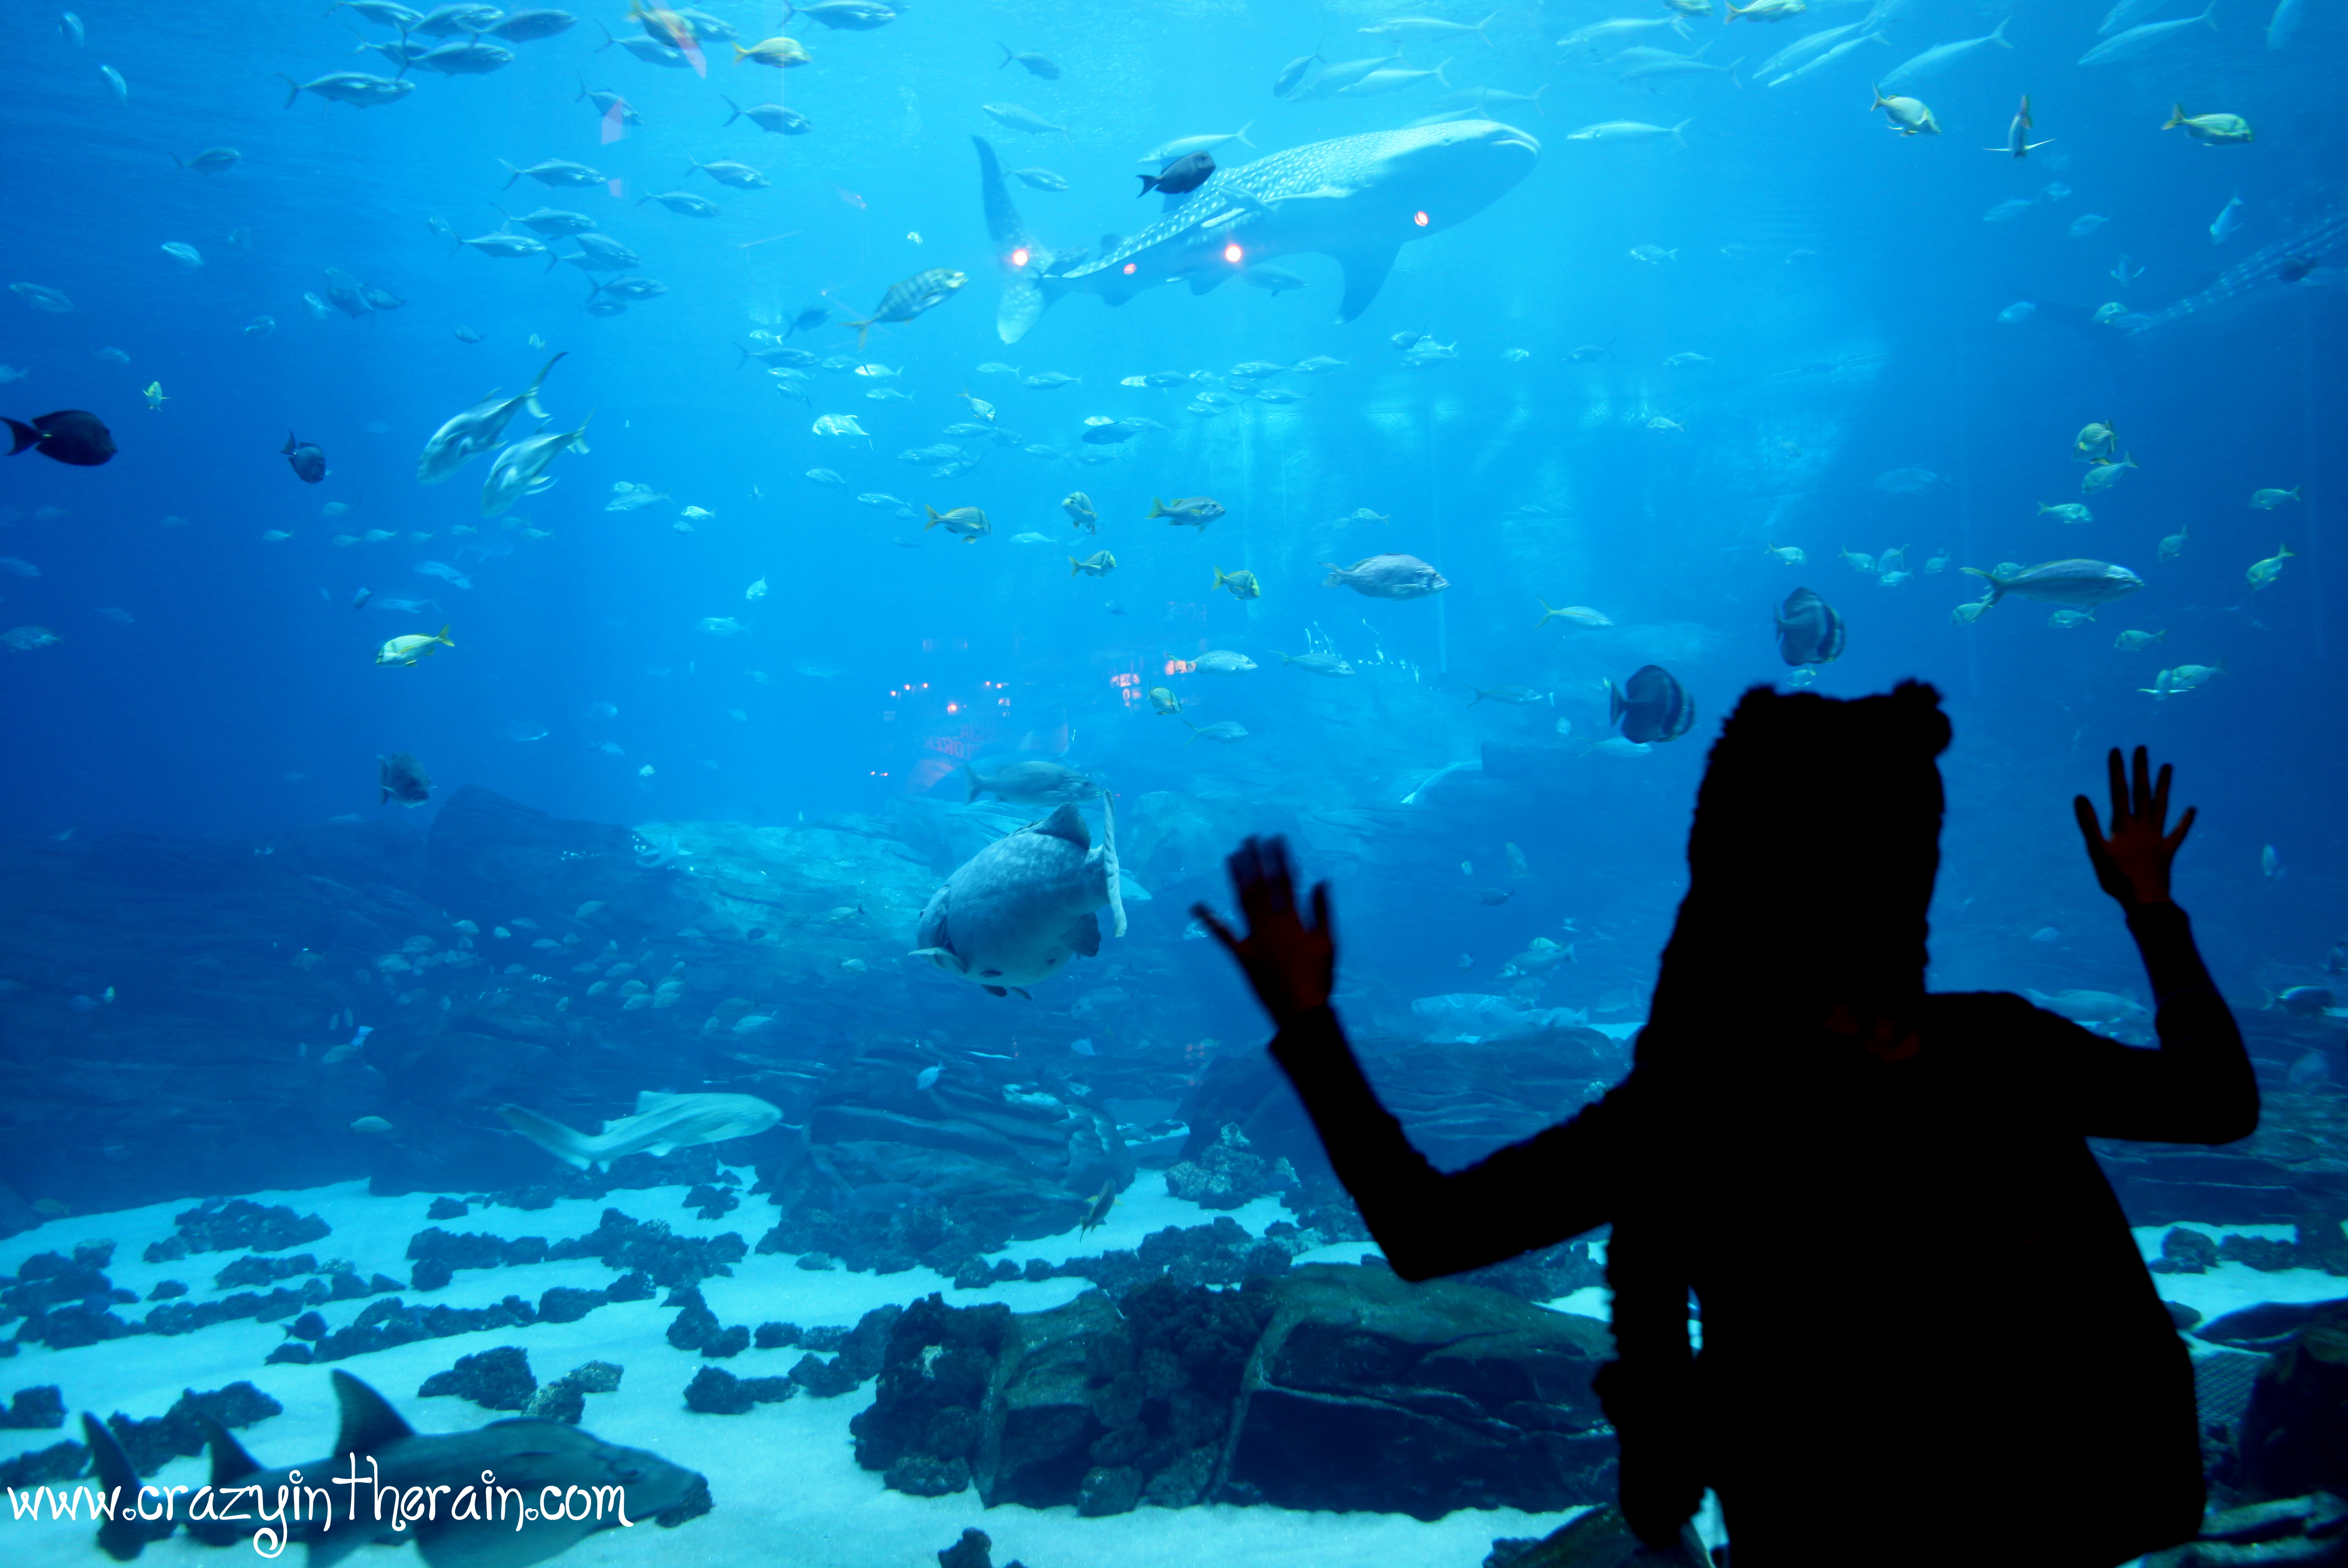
[1066,133,1408,280]
[975,121,1537,340]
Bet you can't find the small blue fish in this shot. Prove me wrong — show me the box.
[99,63,125,104]
[914,1064,942,1089]
[2209,193,2245,245]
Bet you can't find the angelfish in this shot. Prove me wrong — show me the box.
[1774,586,1847,666]
[416,351,567,482]
[1606,664,1695,743]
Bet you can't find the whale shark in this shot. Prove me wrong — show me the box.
[973,120,1539,341]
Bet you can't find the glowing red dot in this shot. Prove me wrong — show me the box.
[1414,210,1430,227]
[1010,247,1029,268]
[1122,262,1136,275]
[1223,243,1243,264]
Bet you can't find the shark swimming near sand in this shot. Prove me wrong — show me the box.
[974,119,1540,341]
[498,1090,783,1171]
[79,1369,705,1565]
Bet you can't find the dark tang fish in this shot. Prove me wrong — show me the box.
[5,409,115,466]
[283,432,327,483]
[1609,664,1695,744]
[379,750,432,804]
[1774,586,1847,666]
[1139,151,1214,198]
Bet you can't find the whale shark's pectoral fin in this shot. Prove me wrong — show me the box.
[1334,243,1403,323]
[1068,910,1102,958]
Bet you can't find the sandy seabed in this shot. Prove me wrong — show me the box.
[2,1169,2334,1568]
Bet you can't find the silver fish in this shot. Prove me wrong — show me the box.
[417,352,566,482]
[481,412,592,516]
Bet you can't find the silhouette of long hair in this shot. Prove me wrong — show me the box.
[1644,682,1953,1065]
[1601,683,1959,1548]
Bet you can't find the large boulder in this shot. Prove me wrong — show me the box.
[2241,1301,2348,1501]
[851,1263,1616,1518]
[1226,1262,1616,1518]
[637,814,942,952]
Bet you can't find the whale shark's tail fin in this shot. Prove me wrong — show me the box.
[975,135,1061,343]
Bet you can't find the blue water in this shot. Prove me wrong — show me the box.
[0,0,2342,1553]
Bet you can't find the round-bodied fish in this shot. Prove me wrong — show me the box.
[1608,664,1695,744]
[1774,586,1847,666]
[1321,553,1449,599]
[913,802,1125,995]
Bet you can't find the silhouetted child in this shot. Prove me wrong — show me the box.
[1195,683,2253,1566]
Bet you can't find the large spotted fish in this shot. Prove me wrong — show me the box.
[912,800,1126,996]
[974,120,1538,341]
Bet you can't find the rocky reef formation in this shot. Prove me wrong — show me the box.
[415,1344,623,1423]
[847,1261,1617,1518]
[1484,1506,1710,1568]
[2143,1494,2348,1567]
[0,787,1150,1241]
[0,1380,283,1483]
